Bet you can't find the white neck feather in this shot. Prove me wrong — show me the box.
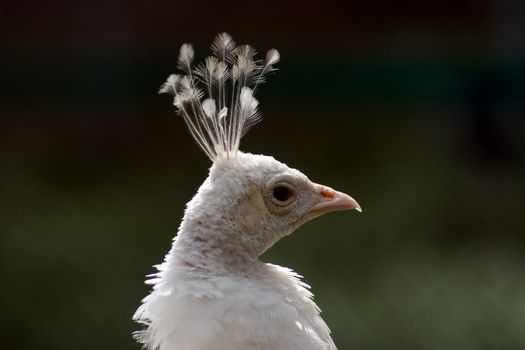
[164,168,267,275]
[170,216,262,275]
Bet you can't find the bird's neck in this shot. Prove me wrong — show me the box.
[169,217,263,275]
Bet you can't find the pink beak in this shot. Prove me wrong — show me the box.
[307,184,362,216]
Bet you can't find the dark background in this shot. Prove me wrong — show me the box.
[1,1,524,349]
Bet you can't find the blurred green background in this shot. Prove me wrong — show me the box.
[1,1,525,349]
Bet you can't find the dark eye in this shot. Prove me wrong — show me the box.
[273,186,293,202]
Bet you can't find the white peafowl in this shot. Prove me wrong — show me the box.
[133,33,361,350]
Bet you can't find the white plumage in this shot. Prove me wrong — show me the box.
[134,33,361,350]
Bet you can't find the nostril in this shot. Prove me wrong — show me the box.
[319,186,336,199]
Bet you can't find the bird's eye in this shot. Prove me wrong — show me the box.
[264,177,299,215]
[273,186,293,202]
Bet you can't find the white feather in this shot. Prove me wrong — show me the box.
[158,74,181,95]
[202,98,216,119]
[253,49,281,92]
[266,49,280,66]
[178,43,194,73]
[239,86,258,122]
[211,32,237,64]
[134,263,335,350]
[158,33,279,161]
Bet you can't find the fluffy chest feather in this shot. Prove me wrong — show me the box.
[134,263,336,350]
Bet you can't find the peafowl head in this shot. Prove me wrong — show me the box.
[161,33,361,267]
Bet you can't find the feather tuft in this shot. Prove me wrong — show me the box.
[161,33,279,161]
[237,45,256,60]
[211,32,237,64]
[202,98,216,119]
[158,74,181,95]
[265,49,280,66]
[239,87,259,115]
[253,49,280,91]
[238,87,262,138]
[178,44,194,73]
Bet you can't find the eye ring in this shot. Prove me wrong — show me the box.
[263,174,302,216]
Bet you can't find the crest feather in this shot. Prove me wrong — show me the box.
[160,33,279,161]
